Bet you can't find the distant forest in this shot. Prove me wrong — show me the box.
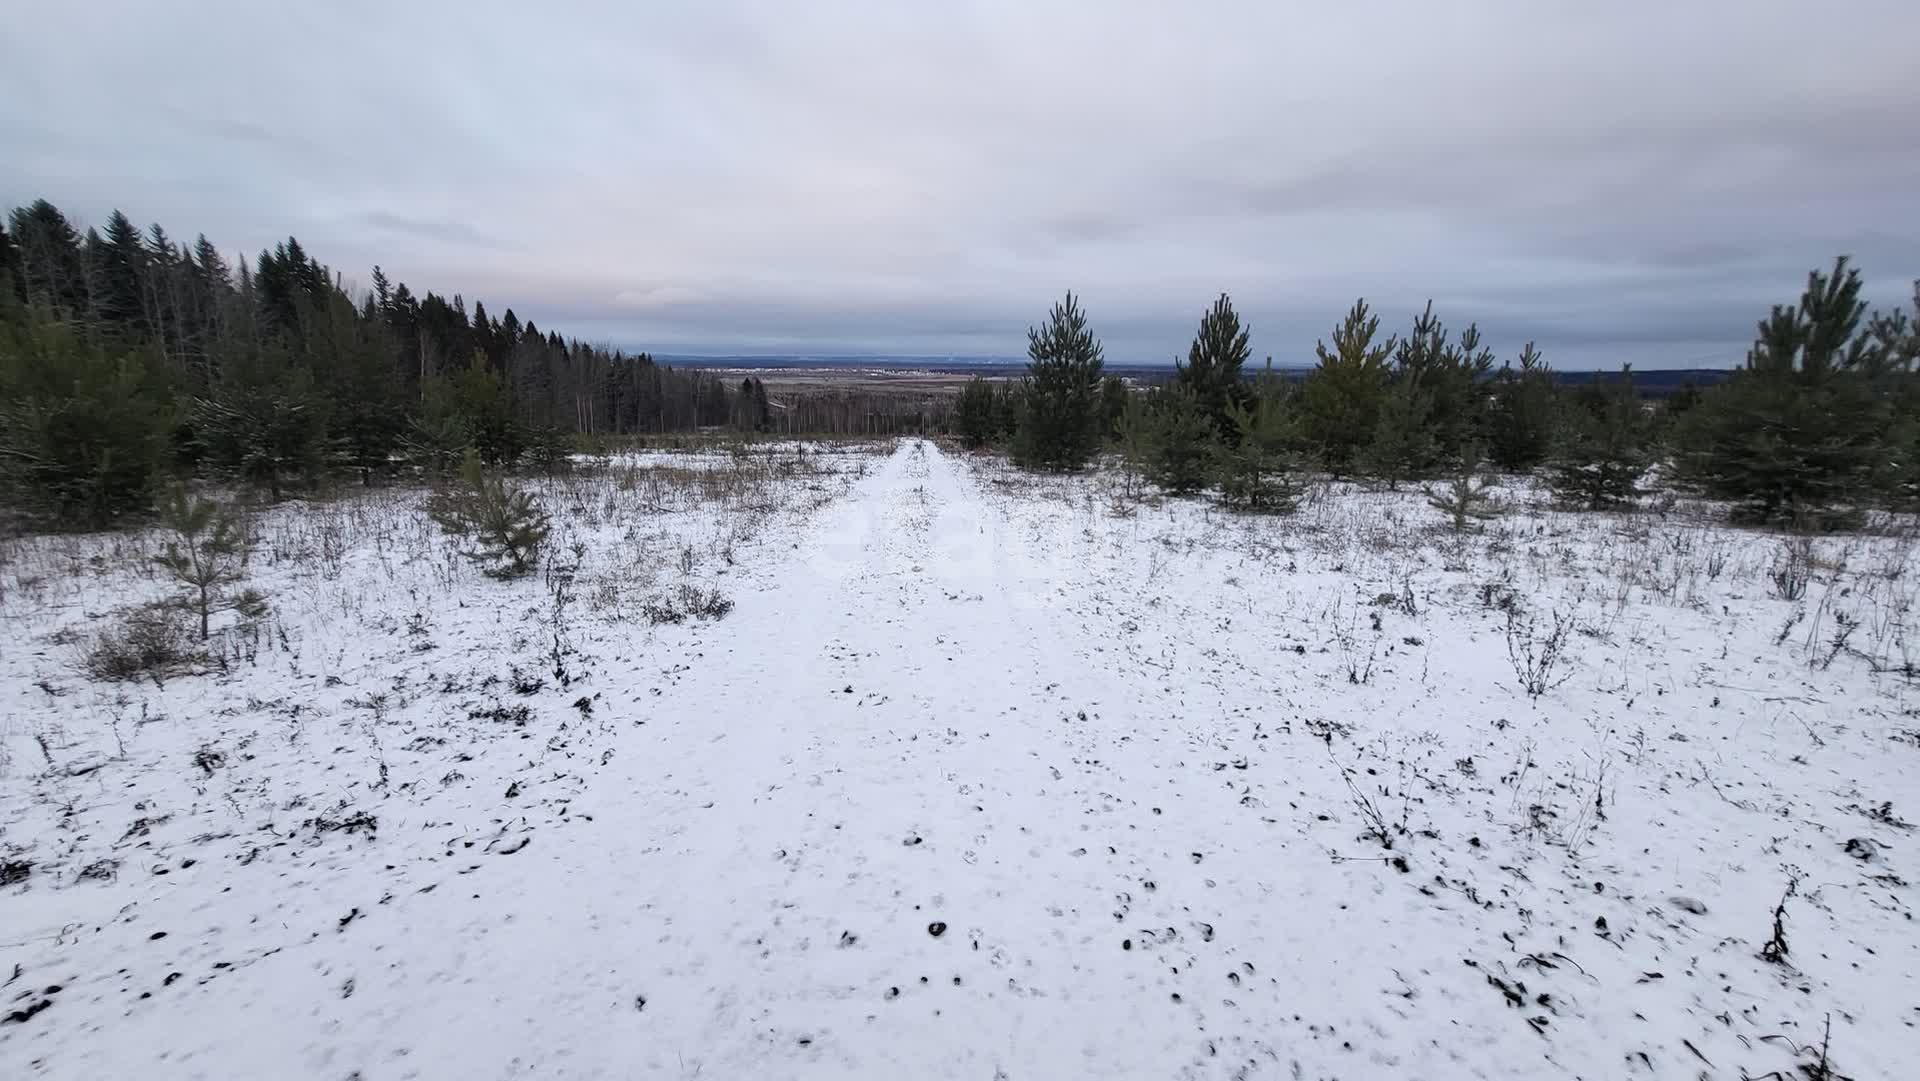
[0,197,944,454]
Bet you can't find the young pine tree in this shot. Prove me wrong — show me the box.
[1115,392,1155,501]
[1012,293,1106,471]
[1099,374,1131,441]
[1215,372,1301,513]
[523,424,576,473]
[1424,446,1500,532]
[991,383,1021,442]
[314,294,405,485]
[1140,388,1215,495]
[1173,293,1252,440]
[1878,290,1920,506]
[1548,368,1652,511]
[196,334,328,500]
[1362,374,1436,490]
[1678,258,1894,527]
[953,376,998,448]
[1298,300,1395,475]
[1486,342,1558,472]
[0,304,173,526]
[424,352,525,467]
[428,449,551,578]
[1394,304,1494,465]
[152,484,268,641]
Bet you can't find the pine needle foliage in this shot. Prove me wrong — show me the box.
[1548,367,1652,511]
[1173,293,1252,440]
[152,483,267,640]
[428,450,551,578]
[1012,292,1105,471]
[1298,299,1395,475]
[1394,302,1494,466]
[1363,374,1437,490]
[954,376,999,448]
[1215,367,1301,512]
[1486,342,1557,472]
[1677,258,1896,527]
[1115,392,1155,500]
[0,306,173,527]
[1424,447,1500,531]
[194,337,327,500]
[1139,388,1215,495]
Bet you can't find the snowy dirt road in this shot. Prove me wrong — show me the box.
[4,439,1917,1079]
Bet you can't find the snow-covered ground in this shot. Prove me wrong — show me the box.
[2,438,1916,1079]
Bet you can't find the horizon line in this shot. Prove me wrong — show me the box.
[638,351,1737,373]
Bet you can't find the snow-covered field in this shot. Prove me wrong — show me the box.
[2,438,1916,1079]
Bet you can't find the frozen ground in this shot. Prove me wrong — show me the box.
[2,438,1917,1079]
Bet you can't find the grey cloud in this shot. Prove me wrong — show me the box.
[358,211,509,251]
[1038,211,1142,246]
[204,120,288,148]
[2,0,1916,366]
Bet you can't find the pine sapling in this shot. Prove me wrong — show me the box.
[1547,367,1652,511]
[429,450,551,578]
[1012,292,1105,472]
[1215,375,1301,513]
[1363,375,1436,489]
[1424,449,1500,531]
[1140,389,1214,495]
[152,484,268,641]
[1114,393,1155,501]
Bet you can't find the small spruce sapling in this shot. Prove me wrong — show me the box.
[1424,447,1500,531]
[429,449,551,578]
[152,484,268,640]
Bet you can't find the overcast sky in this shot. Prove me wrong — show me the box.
[4,1,1917,366]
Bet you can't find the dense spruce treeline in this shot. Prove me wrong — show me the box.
[0,198,946,528]
[988,261,1920,529]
